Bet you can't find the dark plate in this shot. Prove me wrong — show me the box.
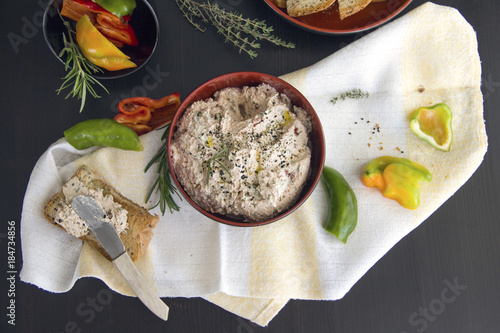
[264,0,412,35]
[43,0,159,79]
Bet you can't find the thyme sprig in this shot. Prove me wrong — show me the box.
[56,16,108,112]
[145,124,182,215]
[331,89,369,105]
[175,0,295,58]
[205,143,232,185]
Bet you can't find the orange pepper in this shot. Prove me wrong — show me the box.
[361,156,431,210]
[75,15,136,71]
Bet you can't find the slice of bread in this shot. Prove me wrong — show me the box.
[44,166,159,262]
[273,0,287,8]
[287,0,336,17]
[338,0,372,20]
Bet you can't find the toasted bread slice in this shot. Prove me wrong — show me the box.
[273,0,287,8]
[338,0,372,20]
[287,0,336,17]
[44,166,159,262]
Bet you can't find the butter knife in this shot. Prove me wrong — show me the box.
[71,195,169,321]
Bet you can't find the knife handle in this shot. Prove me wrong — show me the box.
[113,253,169,321]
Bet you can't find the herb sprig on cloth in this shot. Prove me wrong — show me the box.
[57,16,108,112]
[331,89,369,105]
[145,124,182,215]
[175,0,295,58]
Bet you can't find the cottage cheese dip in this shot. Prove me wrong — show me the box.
[171,84,312,222]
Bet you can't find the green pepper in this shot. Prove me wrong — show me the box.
[64,118,142,151]
[92,0,136,18]
[361,156,431,210]
[410,103,453,151]
[321,166,358,243]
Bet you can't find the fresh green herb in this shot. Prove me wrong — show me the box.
[57,16,108,112]
[205,143,232,185]
[175,0,295,58]
[145,124,182,215]
[331,89,369,105]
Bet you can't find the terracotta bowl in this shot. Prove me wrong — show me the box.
[263,0,412,35]
[43,0,159,79]
[167,72,325,227]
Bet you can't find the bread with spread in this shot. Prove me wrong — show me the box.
[338,0,372,20]
[274,0,374,20]
[44,166,159,262]
[286,0,336,17]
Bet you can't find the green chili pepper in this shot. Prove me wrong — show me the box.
[321,166,358,244]
[64,118,142,151]
[92,0,136,18]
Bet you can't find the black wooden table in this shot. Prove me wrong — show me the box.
[2,0,499,332]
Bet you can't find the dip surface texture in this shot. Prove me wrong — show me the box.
[171,84,312,222]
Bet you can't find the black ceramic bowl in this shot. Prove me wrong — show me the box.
[167,72,326,227]
[43,0,159,79]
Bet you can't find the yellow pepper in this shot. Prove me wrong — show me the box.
[75,15,136,71]
[361,156,432,210]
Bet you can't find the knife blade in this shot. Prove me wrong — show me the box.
[72,195,125,260]
[71,195,169,321]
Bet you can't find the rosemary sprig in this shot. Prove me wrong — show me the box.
[175,0,295,58]
[56,17,108,112]
[205,143,232,185]
[145,124,182,215]
[331,89,369,105]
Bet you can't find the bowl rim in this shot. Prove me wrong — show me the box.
[262,0,413,35]
[167,71,325,227]
[42,0,159,80]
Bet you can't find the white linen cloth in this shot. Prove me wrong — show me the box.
[20,2,487,326]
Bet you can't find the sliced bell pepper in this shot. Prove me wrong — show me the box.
[95,12,137,47]
[61,0,138,47]
[410,103,453,151]
[92,0,137,18]
[114,93,181,135]
[361,156,431,210]
[76,15,136,71]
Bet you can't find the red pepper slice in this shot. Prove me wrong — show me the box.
[119,123,152,136]
[114,106,152,124]
[95,12,138,47]
[61,0,137,47]
[114,93,181,135]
